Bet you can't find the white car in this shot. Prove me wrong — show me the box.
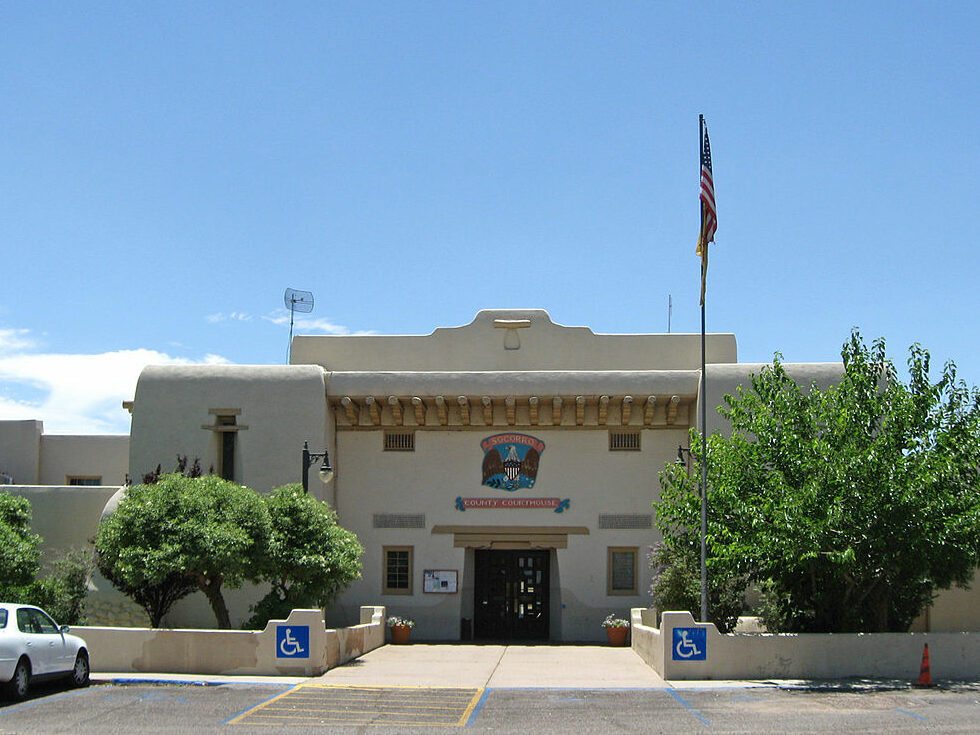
[0,603,89,700]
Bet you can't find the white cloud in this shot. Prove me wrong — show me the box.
[0,333,230,435]
[0,328,36,354]
[262,310,376,336]
[206,311,253,323]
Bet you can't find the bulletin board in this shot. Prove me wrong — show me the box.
[423,570,458,594]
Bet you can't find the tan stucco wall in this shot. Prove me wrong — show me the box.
[699,362,845,436]
[292,309,737,372]
[330,426,685,641]
[74,606,386,676]
[6,485,119,558]
[129,365,327,495]
[638,610,980,680]
[39,435,129,486]
[0,420,43,484]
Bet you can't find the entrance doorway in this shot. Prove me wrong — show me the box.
[473,549,550,640]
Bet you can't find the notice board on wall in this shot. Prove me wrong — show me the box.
[423,570,458,594]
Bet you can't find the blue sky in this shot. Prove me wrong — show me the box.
[2,2,978,433]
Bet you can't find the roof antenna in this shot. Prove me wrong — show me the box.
[668,294,673,333]
[283,288,314,363]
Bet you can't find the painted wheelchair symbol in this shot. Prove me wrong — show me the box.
[674,630,701,659]
[279,628,305,657]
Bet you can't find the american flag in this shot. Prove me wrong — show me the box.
[697,124,716,257]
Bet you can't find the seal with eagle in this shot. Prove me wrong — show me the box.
[482,443,540,490]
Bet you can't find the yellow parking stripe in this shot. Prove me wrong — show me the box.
[231,684,484,728]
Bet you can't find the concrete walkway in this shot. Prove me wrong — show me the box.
[314,644,669,689]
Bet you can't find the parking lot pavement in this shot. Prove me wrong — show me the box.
[4,681,980,734]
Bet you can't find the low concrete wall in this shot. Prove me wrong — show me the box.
[632,609,980,681]
[74,606,386,677]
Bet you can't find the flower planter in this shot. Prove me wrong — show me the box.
[390,625,412,645]
[605,626,629,647]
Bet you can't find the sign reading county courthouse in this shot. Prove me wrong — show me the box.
[481,433,545,490]
[456,496,570,513]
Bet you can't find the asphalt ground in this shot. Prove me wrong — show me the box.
[1,645,978,733]
[3,681,980,734]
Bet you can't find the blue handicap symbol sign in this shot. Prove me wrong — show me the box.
[276,625,310,658]
[672,626,707,661]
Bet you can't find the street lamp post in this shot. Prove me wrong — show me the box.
[301,440,334,494]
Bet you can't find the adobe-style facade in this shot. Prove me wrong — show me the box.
[126,309,844,639]
[5,309,976,637]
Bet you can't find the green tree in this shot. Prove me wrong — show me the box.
[0,493,41,592]
[656,331,980,633]
[246,484,362,629]
[96,474,271,628]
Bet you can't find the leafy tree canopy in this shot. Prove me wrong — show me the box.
[246,484,363,629]
[0,493,41,591]
[656,331,980,633]
[96,474,271,628]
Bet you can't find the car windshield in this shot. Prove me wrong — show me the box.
[0,609,6,628]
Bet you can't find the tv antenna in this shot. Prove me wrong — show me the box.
[284,288,314,363]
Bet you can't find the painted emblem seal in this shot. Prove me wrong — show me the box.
[480,433,545,491]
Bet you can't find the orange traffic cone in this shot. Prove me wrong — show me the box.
[913,643,933,687]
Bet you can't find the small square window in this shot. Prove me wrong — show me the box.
[383,546,413,595]
[609,432,640,451]
[68,476,102,486]
[607,547,638,595]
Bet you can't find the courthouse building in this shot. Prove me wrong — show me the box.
[126,308,845,639]
[3,309,976,638]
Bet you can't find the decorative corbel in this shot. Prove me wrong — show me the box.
[365,396,382,426]
[598,395,609,425]
[575,396,585,426]
[644,395,657,425]
[340,396,360,426]
[667,395,681,425]
[621,395,633,425]
[505,396,516,425]
[529,396,539,425]
[552,396,563,426]
[411,397,427,426]
[388,396,403,426]
[458,396,471,425]
[435,395,448,425]
[482,396,493,425]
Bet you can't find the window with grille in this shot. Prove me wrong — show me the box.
[607,547,638,595]
[608,431,641,451]
[384,432,415,451]
[68,476,102,486]
[383,546,413,595]
[598,514,652,529]
[373,513,425,529]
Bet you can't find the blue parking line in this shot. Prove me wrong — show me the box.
[895,707,927,721]
[221,683,298,724]
[666,688,711,727]
[0,687,89,717]
[465,688,492,727]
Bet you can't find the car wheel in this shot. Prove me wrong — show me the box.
[4,658,30,701]
[70,651,90,688]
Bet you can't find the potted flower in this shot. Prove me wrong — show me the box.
[387,615,415,645]
[601,613,630,646]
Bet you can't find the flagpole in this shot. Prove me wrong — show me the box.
[698,114,709,625]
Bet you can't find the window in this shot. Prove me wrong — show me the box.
[217,415,236,481]
[0,609,7,628]
[202,409,247,483]
[607,547,638,595]
[384,432,415,451]
[68,476,102,486]
[608,431,641,451]
[383,546,413,595]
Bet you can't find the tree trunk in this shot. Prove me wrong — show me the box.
[196,574,231,629]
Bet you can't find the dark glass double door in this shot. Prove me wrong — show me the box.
[474,550,549,640]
